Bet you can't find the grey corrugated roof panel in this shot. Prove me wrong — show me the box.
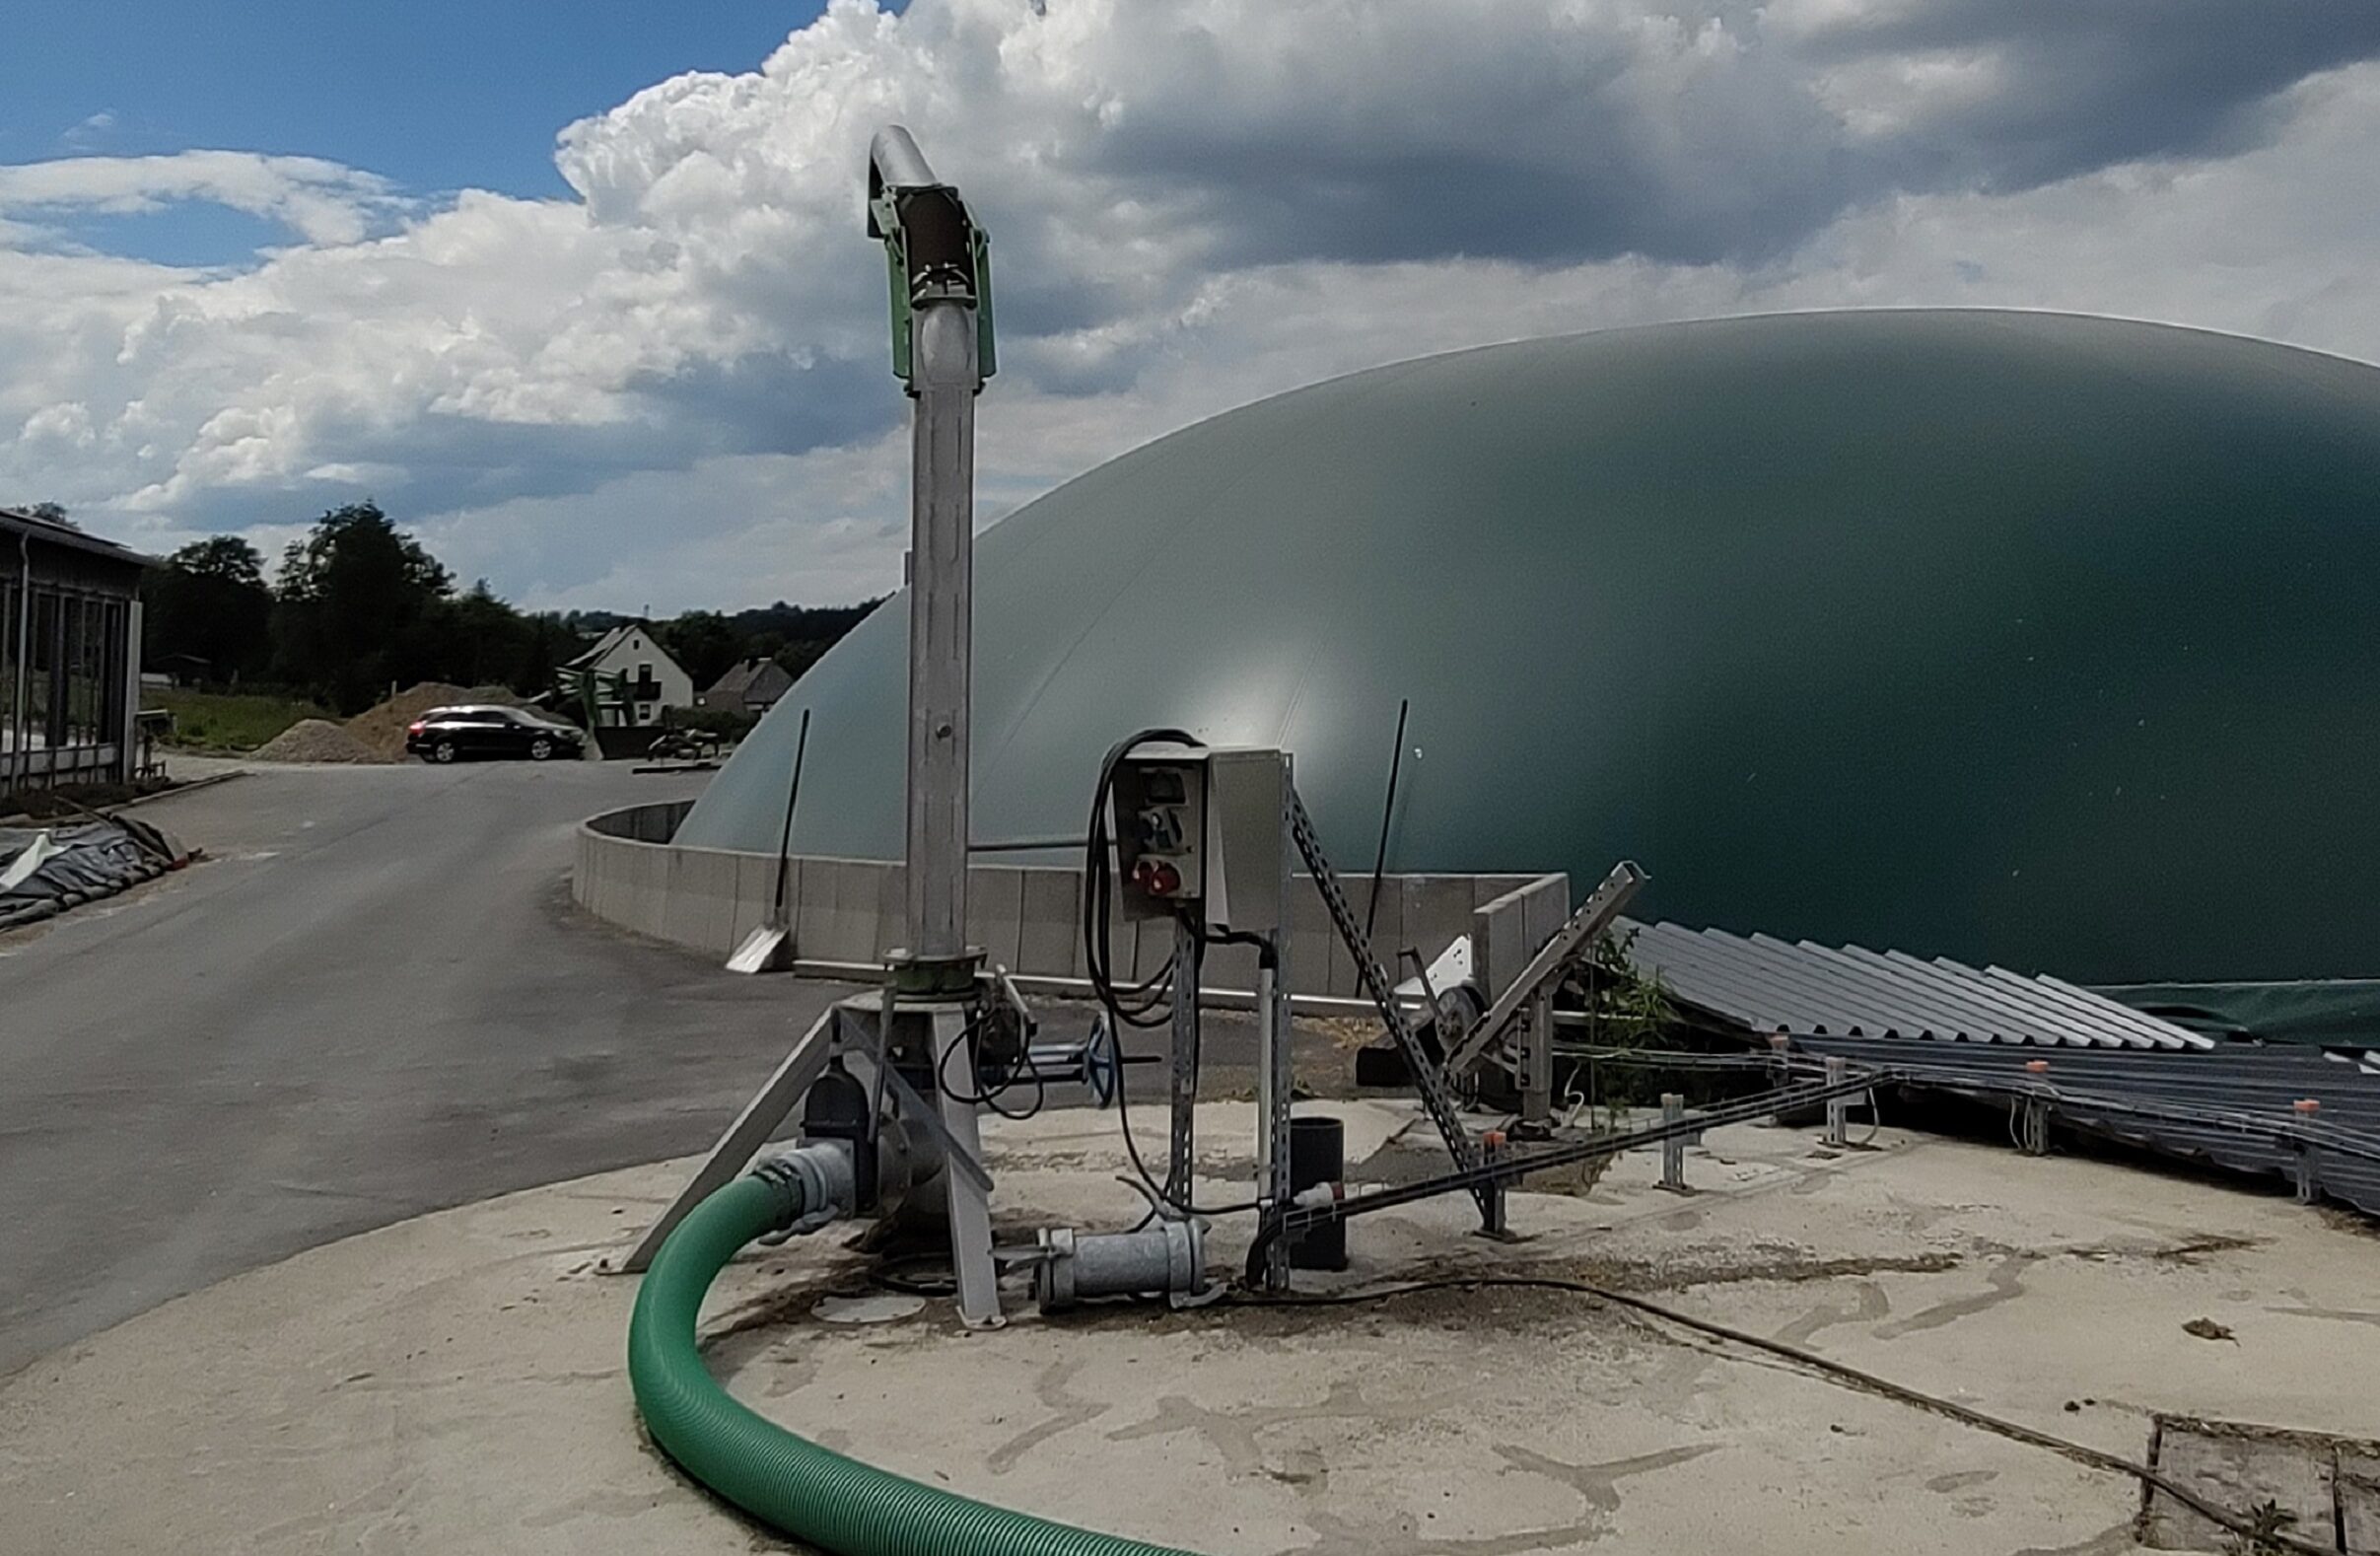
[1627,923,1831,1033]
[1849,944,2059,1042]
[1657,926,1891,1036]
[1983,966,2207,1050]
[1773,1031,2380,1217]
[1722,931,1919,1033]
[1785,1034,2380,1113]
[1759,937,1982,1039]
[1897,954,2147,1046]
[2034,972,2215,1050]
[1626,921,2207,1049]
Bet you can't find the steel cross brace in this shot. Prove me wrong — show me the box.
[1287,787,1492,1218]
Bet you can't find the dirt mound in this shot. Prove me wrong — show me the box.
[344,682,524,759]
[249,719,387,764]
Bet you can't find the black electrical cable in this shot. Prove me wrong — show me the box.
[1104,1036,1263,1218]
[1082,728,1195,1031]
[932,1016,1049,1121]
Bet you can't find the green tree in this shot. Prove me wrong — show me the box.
[146,535,274,682]
[518,612,582,699]
[438,580,534,688]
[656,609,748,692]
[272,502,454,713]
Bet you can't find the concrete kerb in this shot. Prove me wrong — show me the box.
[575,802,1580,1001]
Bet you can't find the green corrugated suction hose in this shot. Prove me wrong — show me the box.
[627,1170,1203,1556]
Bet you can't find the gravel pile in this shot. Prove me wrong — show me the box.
[345,682,523,759]
[249,719,387,764]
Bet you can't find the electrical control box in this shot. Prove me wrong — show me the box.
[1112,744,1288,933]
[1111,750,1207,916]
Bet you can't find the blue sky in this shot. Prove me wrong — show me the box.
[2,1,834,263]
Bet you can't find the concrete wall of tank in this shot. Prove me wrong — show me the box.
[573,800,1572,1003]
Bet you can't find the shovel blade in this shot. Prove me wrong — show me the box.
[725,923,790,974]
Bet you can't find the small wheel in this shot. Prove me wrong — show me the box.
[1085,1014,1120,1109]
[431,740,458,763]
[528,737,554,761]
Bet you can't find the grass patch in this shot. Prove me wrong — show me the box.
[152,688,331,753]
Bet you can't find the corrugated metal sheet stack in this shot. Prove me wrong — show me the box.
[1623,920,2380,1219]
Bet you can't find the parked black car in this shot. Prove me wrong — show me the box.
[405,705,586,763]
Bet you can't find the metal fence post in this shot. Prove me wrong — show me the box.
[2295,1142,2321,1205]
[2292,1098,2323,1205]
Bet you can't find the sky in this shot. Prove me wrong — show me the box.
[4,0,2378,613]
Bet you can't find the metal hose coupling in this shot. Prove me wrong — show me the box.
[749,1142,859,1238]
[1035,1218,1210,1312]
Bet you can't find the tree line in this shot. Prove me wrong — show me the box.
[144,501,883,717]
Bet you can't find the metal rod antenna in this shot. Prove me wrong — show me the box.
[1364,697,1409,943]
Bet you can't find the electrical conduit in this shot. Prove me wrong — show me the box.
[627,1168,1202,1556]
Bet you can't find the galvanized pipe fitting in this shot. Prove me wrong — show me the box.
[1034,1220,1205,1312]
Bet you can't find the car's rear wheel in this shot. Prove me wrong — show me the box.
[528,737,554,761]
[431,740,458,763]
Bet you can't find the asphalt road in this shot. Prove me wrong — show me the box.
[0,759,847,1378]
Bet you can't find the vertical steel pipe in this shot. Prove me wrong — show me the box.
[902,300,977,961]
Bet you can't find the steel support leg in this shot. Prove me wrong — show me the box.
[2018,1095,2051,1156]
[1660,1094,1686,1191]
[1824,1056,1849,1148]
[1520,986,1555,1130]
[1168,917,1202,1197]
[1255,936,1293,1292]
[618,1006,839,1273]
[932,1005,1003,1327]
[1480,1136,1507,1236]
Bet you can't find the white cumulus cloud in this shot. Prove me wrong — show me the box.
[0,0,2375,608]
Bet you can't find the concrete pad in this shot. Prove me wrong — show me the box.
[4,1106,2376,1556]
[2146,1422,2336,1551]
[2344,1447,2380,1555]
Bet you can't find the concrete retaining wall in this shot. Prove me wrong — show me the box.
[575,801,1572,1003]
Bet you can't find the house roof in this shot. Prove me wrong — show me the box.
[703,657,791,700]
[565,621,679,671]
[0,506,156,571]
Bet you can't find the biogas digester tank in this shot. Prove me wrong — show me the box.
[679,311,2380,983]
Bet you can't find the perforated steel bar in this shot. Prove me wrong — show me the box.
[1287,786,1488,1214]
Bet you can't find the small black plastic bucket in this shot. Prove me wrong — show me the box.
[1288,1114,1349,1271]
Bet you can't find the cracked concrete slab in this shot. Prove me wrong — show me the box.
[1,1102,2374,1555]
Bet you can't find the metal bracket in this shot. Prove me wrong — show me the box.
[616,1006,839,1273]
[1169,916,1203,1199]
[848,1044,994,1194]
[1440,861,1646,1076]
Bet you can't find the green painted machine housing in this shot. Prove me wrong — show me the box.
[678,310,2380,982]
